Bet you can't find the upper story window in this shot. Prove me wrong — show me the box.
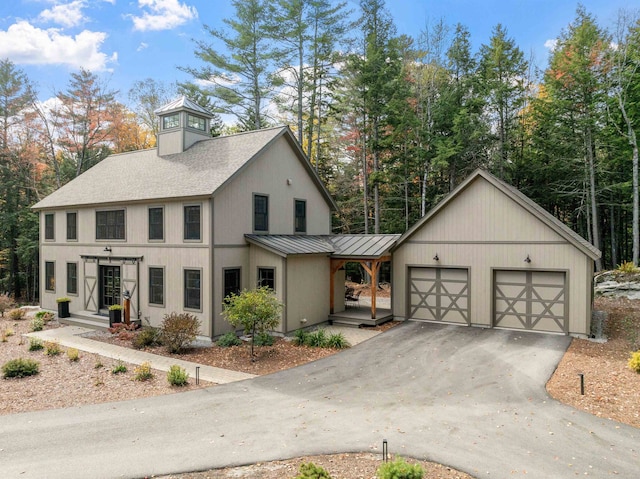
[44,213,54,240]
[187,114,206,131]
[148,207,164,241]
[66,212,77,241]
[162,114,179,130]
[184,205,201,241]
[254,194,269,232]
[295,199,306,234]
[96,210,125,240]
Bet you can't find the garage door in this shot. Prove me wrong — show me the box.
[409,267,469,324]
[494,270,567,333]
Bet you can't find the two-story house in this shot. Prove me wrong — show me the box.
[33,97,340,337]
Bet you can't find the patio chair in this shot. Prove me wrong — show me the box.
[345,289,361,309]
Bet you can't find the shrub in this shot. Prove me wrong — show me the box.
[28,337,44,351]
[292,329,309,346]
[132,326,162,350]
[2,358,40,378]
[30,317,45,332]
[629,351,640,373]
[94,360,104,369]
[0,294,15,317]
[4,328,14,337]
[306,328,328,348]
[8,308,26,321]
[35,311,55,323]
[160,312,201,354]
[326,332,350,349]
[254,331,274,346]
[44,341,61,356]
[108,304,123,311]
[67,348,80,362]
[295,462,332,479]
[109,322,138,341]
[167,365,189,386]
[217,332,241,347]
[134,361,153,381]
[55,297,71,303]
[617,261,640,274]
[112,361,127,374]
[376,457,424,479]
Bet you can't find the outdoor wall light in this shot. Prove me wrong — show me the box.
[103,246,112,253]
[524,254,532,263]
[433,253,439,261]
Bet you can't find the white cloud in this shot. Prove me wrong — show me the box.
[544,39,558,51]
[0,21,117,71]
[130,0,198,32]
[137,42,149,52]
[38,1,87,28]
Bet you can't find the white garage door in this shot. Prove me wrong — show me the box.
[408,267,469,324]
[494,270,567,333]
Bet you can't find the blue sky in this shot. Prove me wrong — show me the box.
[0,0,636,105]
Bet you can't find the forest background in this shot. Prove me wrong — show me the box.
[0,0,639,303]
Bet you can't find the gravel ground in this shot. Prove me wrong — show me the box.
[1,294,638,479]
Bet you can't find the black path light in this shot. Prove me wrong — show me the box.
[382,439,388,462]
[578,373,585,395]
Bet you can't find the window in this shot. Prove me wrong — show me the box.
[184,205,201,241]
[258,268,275,290]
[223,268,241,302]
[295,199,306,233]
[67,263,78,295]
[45,213,54,240]
[45,262,55,292]
[66,212,77,241]
[149,267,164,306]
[163,113,179,129]
[254,194,269,232]
[148,207,164,241]
[96,210,125,240]
[187,114,206,131]
[184,269,201,310]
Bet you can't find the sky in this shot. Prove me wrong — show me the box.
[0,0,637,106]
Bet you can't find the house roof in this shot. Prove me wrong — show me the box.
[33,126,337,211]
[154,96,214,117]
[245,234,400,258]
[392,168,601,260]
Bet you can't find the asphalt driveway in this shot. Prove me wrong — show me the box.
[1,322,638,478]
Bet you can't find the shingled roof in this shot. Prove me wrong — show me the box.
[33,126,336,210]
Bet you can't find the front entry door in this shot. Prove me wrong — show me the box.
[100,265,121,313]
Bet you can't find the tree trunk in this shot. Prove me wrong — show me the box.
[586,127,602,271]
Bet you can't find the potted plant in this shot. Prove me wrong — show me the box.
[108,304,123,327]
[56,297,71,318]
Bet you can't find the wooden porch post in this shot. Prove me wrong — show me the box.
[330,259,347,314]
[360,256,391,320]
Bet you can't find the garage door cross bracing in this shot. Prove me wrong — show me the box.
[494,270,567,333]
[409,267,470,324]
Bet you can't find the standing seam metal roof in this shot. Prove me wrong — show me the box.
[244,234,400,258]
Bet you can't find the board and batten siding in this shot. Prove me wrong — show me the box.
[212,245,250,336]
[286,255,330,331]
[213,135,331,246]
[248,244,286,333]
[392,178,594,336]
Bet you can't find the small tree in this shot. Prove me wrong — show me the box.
[221,286,283,361]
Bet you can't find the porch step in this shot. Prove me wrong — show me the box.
[61,311,110,331]
[329,313,393,328]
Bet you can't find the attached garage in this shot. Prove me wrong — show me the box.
[391,169,601,337]
[408,267,469,324]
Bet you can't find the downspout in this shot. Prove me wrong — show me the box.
[210,197,215,340]
[282,256,287,333]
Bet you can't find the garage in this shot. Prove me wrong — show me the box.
[493,270,567,333]
[408,267,469,324]
[391,169,601,337]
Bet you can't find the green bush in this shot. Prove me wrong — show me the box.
[44,341,61,356]
[217,332,241,347]
[2,358,40,378]
[253,331,274,346]
[629,351,640,373]
[132,326,162,350]
[34,311,55,323]
[0,294,16,317]
[292,329,309,346]
[326,332,350,349]
[28,337,44,351]
[306,328,328,347]
[134,361,153,381]
[295,462,332,479]
[376,457,424,479]
[111,362,127,374]
[160,312,201,354]
[7,308,26,321]
[167,365,189,386]
[30,317,44,332]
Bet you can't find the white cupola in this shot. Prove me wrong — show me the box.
[154,96,215,156]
